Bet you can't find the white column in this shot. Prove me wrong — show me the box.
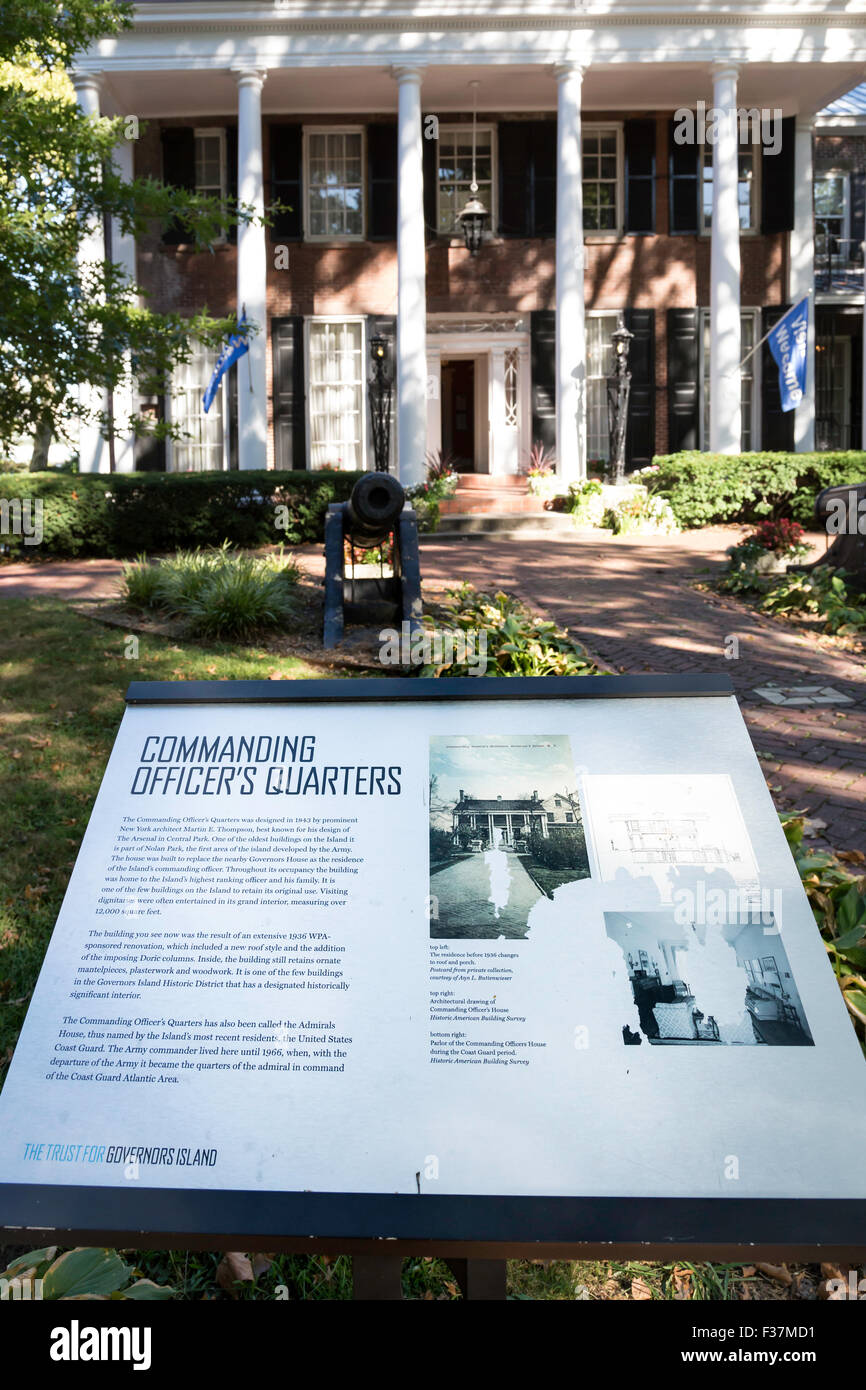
[709,63,742,454]
[555,63,586,483]
[111,136,138,473]
[791,116,816,452]
[233,68,269,471]
[71,72,110,473]
[393,65,428,488]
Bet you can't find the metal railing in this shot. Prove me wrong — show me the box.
[815,234,865,293]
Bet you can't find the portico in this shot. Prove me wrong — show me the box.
[70,2,866,477]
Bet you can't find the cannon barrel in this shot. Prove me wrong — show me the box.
[814,480,865,524]
[344,472,405,543]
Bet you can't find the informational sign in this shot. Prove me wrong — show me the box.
[1,675,864,1255]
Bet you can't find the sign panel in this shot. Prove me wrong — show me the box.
[0,676,864,1253]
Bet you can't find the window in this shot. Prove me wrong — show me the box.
[305,128,365,240]
[700,309,759,452]
[565,813,574,823]
[547,813,554,823]
[307,319,365,470]
[583,126,622,233]
[437,126,495,235]
[194,128,227,243]
[169,342,227,473]
[700,142,759,232]
[504,348,519,427]
[815,172,848,244]
[585,311,619,465]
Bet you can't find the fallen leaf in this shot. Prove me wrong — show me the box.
[838,850,866,865]
[820,1262,843,1281]
[216,1251,254,1294]
[672,1266,692,1300]
[756,1262,792,1287]
[631,1276,652,1301]
[251,1253,273,1280]
[26,735,51,748]
[741,1265,756,1277]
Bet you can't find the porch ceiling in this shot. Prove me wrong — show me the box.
[97,60,866,119]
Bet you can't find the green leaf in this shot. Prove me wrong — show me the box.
[0,1246,56,1279]
[42,1248,132,1300]
[119,1279,176,1301]
[832,923,866,952]
[835,884,866,936]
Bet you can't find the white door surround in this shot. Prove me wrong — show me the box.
[426,324,530,476]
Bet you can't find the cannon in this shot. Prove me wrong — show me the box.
[322,473,423,648]
[799,480,866,593]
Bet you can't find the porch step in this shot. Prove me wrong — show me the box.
[440,493,545,515]
[454,473,529,490]
[421,512,575,538]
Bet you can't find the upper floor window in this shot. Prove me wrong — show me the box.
[700,142,759,232]
[304,128,365,240]
[437,125,495,234]
[814,172,849,247]
[583,126,622,234]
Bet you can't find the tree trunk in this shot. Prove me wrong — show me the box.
[29,417,53,472]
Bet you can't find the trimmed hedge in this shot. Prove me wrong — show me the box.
[644,451,866,530]
[0,470,364,559]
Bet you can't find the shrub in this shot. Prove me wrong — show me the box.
[422,583,600,678]
[120,545,300,639]
[604,486,679,536]
[645,451,866,529]
[0,469,363,559]
[528,826,587,870]
[751,518,807,555]
[567,479,606,527]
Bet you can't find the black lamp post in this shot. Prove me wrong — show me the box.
[606,323,634,485]
[368,333,393,472]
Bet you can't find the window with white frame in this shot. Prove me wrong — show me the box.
[583,127,621,233]
[814,172,849,251]
[700,309,759,452]
[437,125,495,234]
[307,319,365,470]
[194,128,227,243]
[700,142,759,232]
[305,128,365,239]
[585,311,619,463]
[169,343,226,473]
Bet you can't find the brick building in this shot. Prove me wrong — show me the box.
[69,2,866,481]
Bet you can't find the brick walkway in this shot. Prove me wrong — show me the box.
[2,525,864,852]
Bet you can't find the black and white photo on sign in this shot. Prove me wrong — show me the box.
[428,735,591,939]
[605,910,813,1047]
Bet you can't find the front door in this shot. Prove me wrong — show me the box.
[441,359,475,470]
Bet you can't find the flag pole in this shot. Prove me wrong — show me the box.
[724,289,812,376]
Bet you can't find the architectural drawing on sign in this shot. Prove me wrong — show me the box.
[607,810,739,869]
[584,774,760,895]
[605,911,813,1047]
[430,736,590,940]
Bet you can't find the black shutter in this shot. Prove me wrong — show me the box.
[272,317,306,470]
[160,126,195,245]
[761,115,795,235]
[367,123,398,241]
[667,308,700,451]
[761,305,795,452]
[225,124,238,245]
[269,123,302,240]
[423,126,438,239]
[530,310,557,451]
[850,171,866,255]
[625,119,656,234]
[668,117,699,235]
[532,120,557,238]
[366,314,396,470]
[498,122,530,236]
[625,308,655,466]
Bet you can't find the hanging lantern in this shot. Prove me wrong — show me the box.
[457,80,489,256]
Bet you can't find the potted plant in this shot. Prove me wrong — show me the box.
[726,518,811,577]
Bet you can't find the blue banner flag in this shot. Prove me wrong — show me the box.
[203,314,249,414]
[767,298,809,412]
